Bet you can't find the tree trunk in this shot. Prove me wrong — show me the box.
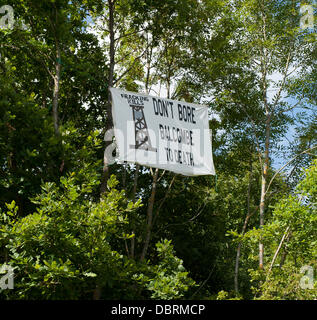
[234,161,253,293]
[130,54,151,258]
[94,1,116,300]
[279,231,292,268]
[52,44,61,136]
[259,4,270,270]
[259,110,270,270]
[100,0,116,196]
[130,163,140,259]
[140,168,159,261]
[93,285,101,300]
[139,74,171,262]
[268,226,290,274]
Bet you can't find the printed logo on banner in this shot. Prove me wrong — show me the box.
[120,94,157,152]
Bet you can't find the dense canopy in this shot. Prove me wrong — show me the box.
[0,0,316,300]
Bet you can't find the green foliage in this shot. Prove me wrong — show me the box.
[0,0,316,301]
[0,167,196,299]
[245,160,317,300]
[135,240,196,300]
[251,263,317,300]
[0,172,142,299]
[215,290,242,300]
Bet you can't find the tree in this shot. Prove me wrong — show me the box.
[0,164,196,299]
[1,0,316,301]
[244,159,317,299]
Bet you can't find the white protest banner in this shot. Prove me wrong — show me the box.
[110,87,215,176]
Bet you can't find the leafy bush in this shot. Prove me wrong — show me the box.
[0,172,142,299]
[0,166,196,299]
[245,160,317,300]
[134,239,196,300]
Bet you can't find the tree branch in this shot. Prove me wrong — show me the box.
[265,145,317,196]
